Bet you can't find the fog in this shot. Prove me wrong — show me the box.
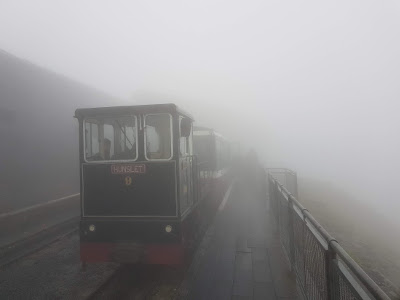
[1,1,399,220]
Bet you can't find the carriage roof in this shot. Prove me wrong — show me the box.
[75,103,193,120]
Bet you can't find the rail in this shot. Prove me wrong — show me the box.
[267,168,391,300]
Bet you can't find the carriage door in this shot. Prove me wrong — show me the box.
[179,117,194,213]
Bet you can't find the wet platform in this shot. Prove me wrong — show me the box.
[178,179,298,300]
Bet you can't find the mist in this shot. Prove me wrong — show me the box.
[1,0,399,231]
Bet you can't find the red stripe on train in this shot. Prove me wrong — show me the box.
[80,243,184,265]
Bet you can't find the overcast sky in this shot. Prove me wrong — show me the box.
[1,1,399,218]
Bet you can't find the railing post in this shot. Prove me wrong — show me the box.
[268,177,278,233]
[288,195,296,271]
[273,180,280,234]
[293,171,299,199]
[268,178,273,209]
[268,169,391,300]
[326,242,337,300]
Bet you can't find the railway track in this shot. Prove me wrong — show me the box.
[0,216,79,268]
[85,265,134,300]
[85,264,183,300]
[0,213,182,299]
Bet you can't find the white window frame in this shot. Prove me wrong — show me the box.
[144,113,173,161]
[179,116,190,157]
[83,115,138,163]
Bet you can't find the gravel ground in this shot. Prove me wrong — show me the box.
[0,232,119,300]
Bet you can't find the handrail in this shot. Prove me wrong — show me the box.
[267,169,391,300]
[330,241,390,300]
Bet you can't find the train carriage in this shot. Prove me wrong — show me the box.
[75,103,231,266]
[193,126,232,206]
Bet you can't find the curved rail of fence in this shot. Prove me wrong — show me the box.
[267,168,390,300]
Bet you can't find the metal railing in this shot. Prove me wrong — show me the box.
[267,168,391,300]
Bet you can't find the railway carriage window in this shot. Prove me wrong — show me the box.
[85,122,99,159]
[104,124,114,158]
[115,116,137,160]
[120,126,135,152]
[180,138,186,156]
[194,135,213,170]
[179,117,192,157]
[179,119,187,157]
[188,129,193,155]
[145,114,172,160]
[84,116,137,161]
